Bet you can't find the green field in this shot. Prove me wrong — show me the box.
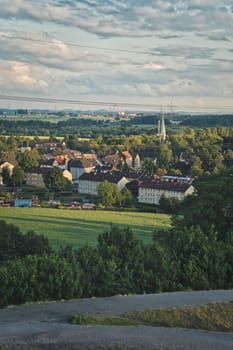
[0,207,171,249]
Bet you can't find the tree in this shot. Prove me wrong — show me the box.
[1,151,17,165]
[97,226,145,294]
[143,158,154,175]
[11,166,25,187]
[43,167,71,191]
[190,155,203,176]
[98,181,122,208]
[0,220,51,262]
[17,149,41,170]
[159,196,181,214]
[0,253,81,306]
[156,143,173,170]
[2,166,11,186]
[224,149,233,167]
[121,187,134,207]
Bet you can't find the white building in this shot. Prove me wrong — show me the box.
[78,172,129,196]
[138,175,195,205]
[68,158,95,182]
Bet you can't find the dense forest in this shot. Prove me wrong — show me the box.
[1,168,232,307]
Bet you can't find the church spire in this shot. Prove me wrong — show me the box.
[160,114,166,143]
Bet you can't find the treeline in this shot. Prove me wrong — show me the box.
[180,114,233,127]
[0,223,232,307]
[0,118,104,136]
[0,118,153,137]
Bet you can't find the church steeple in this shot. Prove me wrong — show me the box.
[160,114,166,143]
[157,113,166,144]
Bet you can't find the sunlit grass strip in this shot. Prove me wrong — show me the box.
[70,314,138,326]
[70,302,233,332]
[126,301,233,332]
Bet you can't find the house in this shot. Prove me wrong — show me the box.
[133,153,141,170]
[92,164,116,174]
[78,171,129,196]
[138,175,195,205]
[20,146,32,153]
[40,156,68,170]
[40,158,59,168]
[35,140,65,151]
[26,167,72,187]
[62,149,82,159]
[82,153,97,160]
[121,151,133,168]
[0,161,15,185]
[138,150,157,168]
[62,169,72,183]
[25,167,49,187]
[103,151,121,166]
[68,158,96,182]
[0,161,14,176]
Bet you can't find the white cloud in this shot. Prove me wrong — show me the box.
[0,61,48,92]
[143,63,164,70]
[0,1,232,108]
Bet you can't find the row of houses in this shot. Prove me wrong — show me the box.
[0,149,195,205]
[77,172,195,205]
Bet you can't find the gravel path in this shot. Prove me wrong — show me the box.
[0,290,233,350]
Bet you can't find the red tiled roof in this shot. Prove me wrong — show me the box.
[121,151,132,159]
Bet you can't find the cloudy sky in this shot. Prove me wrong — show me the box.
[0,0,233,111]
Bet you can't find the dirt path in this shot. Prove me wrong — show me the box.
[0,290,233,349]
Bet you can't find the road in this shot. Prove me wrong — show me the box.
[0,290,232,349]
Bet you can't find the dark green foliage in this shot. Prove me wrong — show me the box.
[144,241,177,293]
[76,245,103,297]
[181,114,233,127]
[97,226,145,295]
[1,166,11,186]
[0,253,81,306]
[10,166,25,186]
[17,149,41,170]
[43,166,71,191]
[98,181,121,208]
[143,158,155,175]
[179,168,233,240]
[98,182,134,208]
[159,196,181,214]
[0,220,51,262]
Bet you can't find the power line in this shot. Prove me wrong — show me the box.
[2,37,233,112]
[6,35,151,56]
[0,94,233,112]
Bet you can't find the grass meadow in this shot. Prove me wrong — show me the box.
[0,207,171,249]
